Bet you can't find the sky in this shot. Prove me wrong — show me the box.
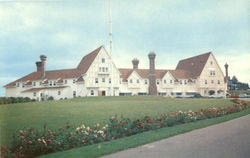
[0,0,249,96]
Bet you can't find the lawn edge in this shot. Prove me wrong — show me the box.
[40,108,250,158]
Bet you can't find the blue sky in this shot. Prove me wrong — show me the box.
[0,0,249,96]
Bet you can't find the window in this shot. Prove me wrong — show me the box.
[130,79,133,83]
[102,58,105,63]
[210,71,215,76]
[157,80,159,85]
[109,78,111,83]
[95,78,98,83]
[73,91,76,97]
[64,80,67,84]
[205,80,207,84]
[170,80,172,83]
[58,91,61,95]
[102,78,105,83]
[218,80,220,84]
[211,80,214,84]
[73,79,76,84]
[16,83,19,87]
[106,67,108,72]
[210,61,213,65]
[102,67,105,72]
[91,90,94,96]
[99,67,101,72]
[184,80,187,84]
[49,81,52,86]
[33,92,36,97]
[22,83,25,87]
[39,82,42,85]
[164,80,166,84]
[204,90,207,94]
[180,80,182,85]
[33,82,36,86]
[53,81,56,86]
[137,79,139,83]
[145,80,148,84]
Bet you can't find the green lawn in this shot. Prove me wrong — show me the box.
[0,96,235,146]
[41,108,250,158]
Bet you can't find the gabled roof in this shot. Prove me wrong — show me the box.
[169,70,191,79]
[4,46,103,88]
[119,68,133,82]
[77,45,103,74]
[119,68,192,82]
[176,52,211,78]
[4,69,81,87]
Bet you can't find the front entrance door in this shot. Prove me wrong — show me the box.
[102,91,106,96]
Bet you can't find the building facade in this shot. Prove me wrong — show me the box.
[4,46,228,100]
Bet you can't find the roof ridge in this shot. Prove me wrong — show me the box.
[179,52,212,62]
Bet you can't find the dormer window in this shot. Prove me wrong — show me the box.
[102,58,105,63]
[73,79,76,84]
[49,81,53,86]
[53,81,56,86]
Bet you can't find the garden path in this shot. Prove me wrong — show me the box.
[102,114,250,158]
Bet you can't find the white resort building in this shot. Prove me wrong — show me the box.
[4,46,228,100]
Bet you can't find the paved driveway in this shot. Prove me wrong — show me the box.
[102,114,250,158]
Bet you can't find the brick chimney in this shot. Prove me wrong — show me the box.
[148,52,157,95]
[36,55,47,78]
[224,63,229,92]
[132,58,139,69]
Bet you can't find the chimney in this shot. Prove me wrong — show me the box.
[36,61,42,72]
[36,55,47,78]
[224,63,229,92]
[132,58,139,69]
[148,52,157,95]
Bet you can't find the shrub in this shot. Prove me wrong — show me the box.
[3,102,249,157]
[193,93,202,98]
[0,97,35,105]
[47,96,54,101]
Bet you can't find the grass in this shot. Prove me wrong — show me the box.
[0,96,235,146]
[40,108,250,158]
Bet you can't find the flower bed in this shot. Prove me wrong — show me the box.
[0,100,248,158]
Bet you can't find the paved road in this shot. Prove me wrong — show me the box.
[102,114,250,158]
